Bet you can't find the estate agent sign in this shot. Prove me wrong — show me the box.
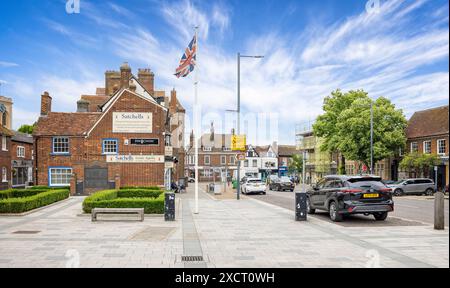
[113,112,152,133]
[106,155,164,163]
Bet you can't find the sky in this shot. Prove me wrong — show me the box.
[0,0,448,145]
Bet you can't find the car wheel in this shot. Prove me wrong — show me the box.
[307,198,315,214]
[329,202,343,222]
[394,189,403,197]
[373,212,388,221]
[425,188,434,196]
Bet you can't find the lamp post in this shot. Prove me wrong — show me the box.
[370,101,374,175]
[235,53,264,200]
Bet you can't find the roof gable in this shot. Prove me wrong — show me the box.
[407,106,449,139]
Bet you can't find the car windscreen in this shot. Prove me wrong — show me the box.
[280,177,291,182]
[347,181,387,189]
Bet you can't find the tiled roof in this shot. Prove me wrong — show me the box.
[33,112,101,136]
[12,131,33,144]
[278,145,298,156]
[80,95,111,112]
[407,106,449,139]
[0,126,13,136]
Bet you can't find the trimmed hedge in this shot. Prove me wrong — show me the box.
[119,186,161,190]
[0,189,51,200]
[0,189,70,214]
[83,189,165,214]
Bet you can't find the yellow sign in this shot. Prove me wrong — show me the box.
[232,135,246,151]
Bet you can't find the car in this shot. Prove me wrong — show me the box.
[241,178,267,195]
[188,177,196,183]
[270,176,295,192]
[387,178,435,196]
[306,175,394,222]
[382,180,396,185]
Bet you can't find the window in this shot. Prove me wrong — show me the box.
[52,137,69,154]
[438,139,446,155]
[2,167,7,182]
[102,139,118,155]
[244,160,249,167]
[49,167,72,187]
[204,155,210,165]
[202,169,212,177]
[220,155,226,165]
[2,136,7,151]
[229,156,235,165]
[17,146,25,158]
[423,141,431,154]
[253,159,258,167]
[411,142,418,153]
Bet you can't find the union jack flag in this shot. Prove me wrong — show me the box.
[175,35,197,78]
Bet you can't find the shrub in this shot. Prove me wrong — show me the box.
[119,186,161,191]
[0,189,50,200]
[82,189,165,214]
[0,189,70,214]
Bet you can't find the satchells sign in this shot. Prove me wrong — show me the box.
[113,112,152,133]
[106,155,164,163]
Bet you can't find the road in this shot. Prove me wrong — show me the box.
[245,186,449,227]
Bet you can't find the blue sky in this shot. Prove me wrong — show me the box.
[0,0,448,145]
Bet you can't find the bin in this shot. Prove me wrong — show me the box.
[232,180,237,189]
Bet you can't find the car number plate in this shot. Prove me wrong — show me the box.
[363,193,379,198]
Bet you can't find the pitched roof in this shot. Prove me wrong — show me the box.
[12,131,33,144]
[33,112,101,136]
[80,95,111,112]
[0,125,13,136]
[406,106,449,139]
[278,145,298,156]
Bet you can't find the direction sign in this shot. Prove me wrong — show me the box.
[232,135,246,151]
[235,153,246,161]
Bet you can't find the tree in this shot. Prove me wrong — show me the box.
[313,90,368,174]
[18,124,35,134]
[336,96,407,169]
[288,154,303,176]
[400,153,441,178]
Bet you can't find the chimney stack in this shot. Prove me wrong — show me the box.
[138,68,154,94]
[40,91,52,116]
[120,62,131,89]
[169,89,177,115]
[105,70,121,96]
[77,99,89,112]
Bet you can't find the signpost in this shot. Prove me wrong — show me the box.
[232,135,246,151]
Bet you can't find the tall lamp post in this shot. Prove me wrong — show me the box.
[236,53,264,200]
[370,101,374,175]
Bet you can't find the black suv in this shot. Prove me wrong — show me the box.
[306,175,394,222]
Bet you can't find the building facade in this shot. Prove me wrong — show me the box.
[0,96,13,190]
[34,63,184,194]
[255,144,278,181]
[11,131,34,188]
[277,145,299,177]
[404,106,449,190]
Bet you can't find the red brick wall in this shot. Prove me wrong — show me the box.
[0,136,11,190]
[11,141,33,162]
[407,135,449,155]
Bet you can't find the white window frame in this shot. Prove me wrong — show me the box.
[102,139,118,155]
[2,167,7,182]
[423,141,432,154]
[2,136,7,151]
[411,142,418,153]
[229,156,235,165]
[437,139,446,155]
[220,155,226,165]
[204,155,210,165]
[52,137,70,154]
[17,146,25,158]
[49,167,72,187]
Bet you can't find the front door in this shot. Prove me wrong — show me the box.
[84,167,109,195]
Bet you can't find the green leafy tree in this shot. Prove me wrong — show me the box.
[336,96,407,168]
[313,90,368,174]
[288,154,303,175]
[400,153,441,178]
[18,124,35,134]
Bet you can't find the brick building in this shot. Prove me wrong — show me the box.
[185,124,239,182]
[33,63,185,194]
[404,105,449,189]
[277,145,299,177]
[0,96,13,190]
[11,131,34,188]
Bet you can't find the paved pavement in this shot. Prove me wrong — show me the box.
[0,186,448,268]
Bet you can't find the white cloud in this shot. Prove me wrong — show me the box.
[0,61,19,68]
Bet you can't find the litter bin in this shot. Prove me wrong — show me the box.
[208,183,215,193]
[165,192,175,221]
[232,180,237,189]
[295,192,307,221]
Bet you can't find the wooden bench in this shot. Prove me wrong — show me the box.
[91,208,144,222]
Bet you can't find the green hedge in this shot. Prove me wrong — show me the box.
[0,189,70,214]
[83,189,165,214]
[0,189,51,200]
[119,186,161,190]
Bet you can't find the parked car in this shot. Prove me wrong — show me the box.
[382,180,396,185]
[241,178,267,195]
[269,176,295,192]
[306,175,394,222]
[387,178,435,196]
[188,177,196,183]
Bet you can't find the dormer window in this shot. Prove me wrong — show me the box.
[223,147,231,152]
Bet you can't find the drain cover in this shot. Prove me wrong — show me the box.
[12,230,40,234]
[181,256,204,262]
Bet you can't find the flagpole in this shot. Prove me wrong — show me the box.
[194,26,199,214]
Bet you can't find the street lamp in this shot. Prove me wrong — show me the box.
[236,53,264,200]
